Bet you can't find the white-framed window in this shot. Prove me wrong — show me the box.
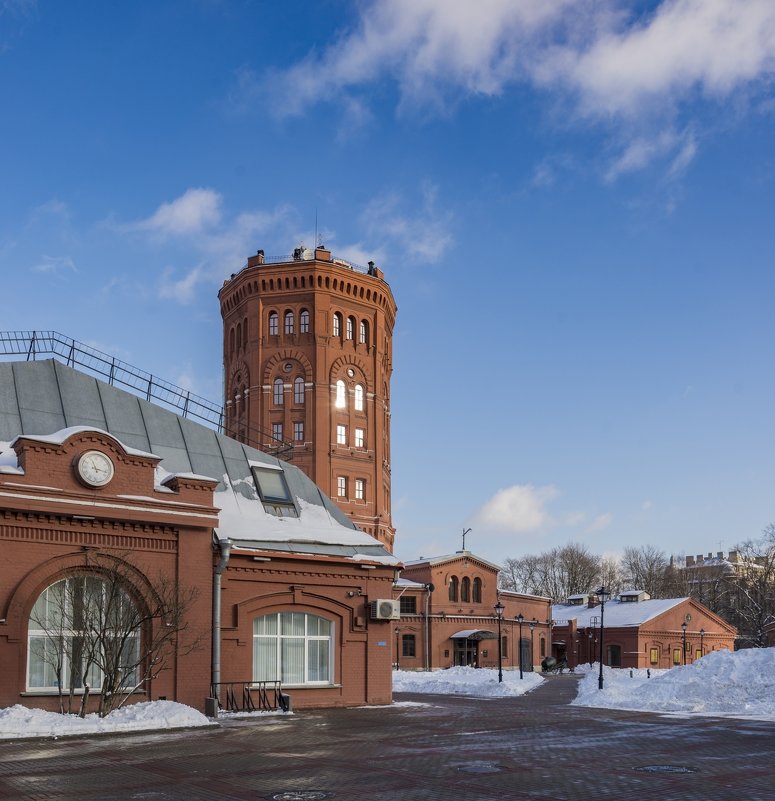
[273,378,284,405]
[336,424,347,445]
[335,380,346,409]
[300,310,310,333]
[355,428,364,448]
[272,423,283,442]
[337,476,347,497]
[284,311,294,335]
[346,316,354,340]
[268,312,279,336]
[355,478,365,500]
[359,320,368,344]
[333,313,342,337]
[27,576,139,692]
[293,377,305,404]
[293,421,304,441]
[253,612,333,686]
[354,384,364,411]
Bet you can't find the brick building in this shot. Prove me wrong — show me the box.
[219,246,397,550]
[0,358,399,712]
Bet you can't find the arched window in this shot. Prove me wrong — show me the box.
[472,577,482,603]
[335,380,346,409]
[253,612,333,685]
[300,309,310,333]
[461,577,470,603]
[293,377,305,404]
[333,313,342,337]
[354,384,364,411]
[229,327,235,354]
[359,320,368,344]
[449,576,459,602]
[273,378,284,405]
[236,322,242,351]
[284,311,294,335]
[268,312,279,336]
[346,316,355,340]
[27,576,139,692]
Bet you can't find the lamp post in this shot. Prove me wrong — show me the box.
[596,587,609,690]
[517,613,524,680]
[700,628,705,657]
[494,600,504,683]
[529,621,535,673]
[681,621,687,665]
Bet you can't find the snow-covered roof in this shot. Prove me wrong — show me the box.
[552,597,687,628]
[0,359,396,564]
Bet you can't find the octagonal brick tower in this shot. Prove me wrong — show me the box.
[218,245,397,551]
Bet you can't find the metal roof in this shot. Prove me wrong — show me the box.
[0,359,393,562]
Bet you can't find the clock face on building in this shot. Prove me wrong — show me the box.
[76,450,115,487]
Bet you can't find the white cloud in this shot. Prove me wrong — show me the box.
[585,512,613,532]
[159,265,208,305]
[604,128,697,182]
[135,188,223,237]
[475,483,558,533]
[30,255,76,274]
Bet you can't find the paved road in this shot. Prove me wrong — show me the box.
[1,676,773,801]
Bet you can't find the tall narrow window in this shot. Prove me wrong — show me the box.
[333,313,342,337]
[355,479,365,500]
[335,380,346,409]
[449,576,459,602]
[355,428,365,448]
[346,316,354,340]
[273,378,284,405]
[359,320,368,344]
[472,577,482,603]
[268,312,279,336]
[293,421,304,441]
[272,423,283,442]
[284,311,294,334]
[293,377,305,404]
[402,634,416,658]
[300,310,310,333]
[336,424,347,445]
[461,577,470,603]
[354,384,364,412]
[337,476,347,497]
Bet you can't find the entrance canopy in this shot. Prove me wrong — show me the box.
[450,629,497,641]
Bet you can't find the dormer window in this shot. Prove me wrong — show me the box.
[252,466,298,518]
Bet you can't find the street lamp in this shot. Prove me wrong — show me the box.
[595,587,609,690]
[516,613,524,680]
[494,601,504,683]
[681,621,687,665]
[529,621,536,673]
[700,628,705,657]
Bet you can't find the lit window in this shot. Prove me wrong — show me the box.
[268,312,279,336]
[402,634,416,658]
[333,313,342,337]
[650,647,659,665]
[346,316,354,340]
[359,320,368,344]
[335,380,346,409]
[252,465,298,518]
[672,648,682,665]
[293,421,304,441]
[300,310,310,333]
[284,311,294,334]
[253,612,332,685]
[355,479,365,500]
[337,476,347,497]
[273,378,284,405]
[293,377,305,404]
[354,384,364,411]
[272,423,283,442]
[27,577,139,692]
[355,428,364,448]
[337,425,347,445]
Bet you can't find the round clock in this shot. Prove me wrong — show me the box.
[76,450,115,487]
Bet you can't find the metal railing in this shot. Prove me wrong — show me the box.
[0,331,294,459]
[211,681,289,713]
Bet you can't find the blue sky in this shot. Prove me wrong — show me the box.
[2,0,775,567]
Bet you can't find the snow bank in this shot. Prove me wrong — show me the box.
[393,666,543,697]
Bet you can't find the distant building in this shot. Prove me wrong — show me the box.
[552,590,736,671]
[392,552,552,672]
[219,246,397,550]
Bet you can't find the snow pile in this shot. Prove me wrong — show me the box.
[573,648,775,720]
[393,666,543,697]
[0,701,211,740]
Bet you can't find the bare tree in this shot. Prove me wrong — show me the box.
[620,545,672,597]
[727,525,775,647]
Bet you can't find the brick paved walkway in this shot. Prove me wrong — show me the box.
[0,675,773,800]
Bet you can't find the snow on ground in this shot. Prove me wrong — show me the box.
[393,666,544,697]
[0,701,212,740]
[572,648,775,721]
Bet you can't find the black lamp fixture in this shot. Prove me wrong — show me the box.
[516,613,525,680]
[494,600,505,682]
[699,627,705,657]
[595,586,609,690]
[681,621,688,665]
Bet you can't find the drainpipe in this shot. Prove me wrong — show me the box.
[424,583,435,671]
[212,538,232,694]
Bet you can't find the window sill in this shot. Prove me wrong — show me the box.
[21,689,146,697]
[280,683,342,690]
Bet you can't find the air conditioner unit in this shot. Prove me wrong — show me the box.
[369,599,400,621]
